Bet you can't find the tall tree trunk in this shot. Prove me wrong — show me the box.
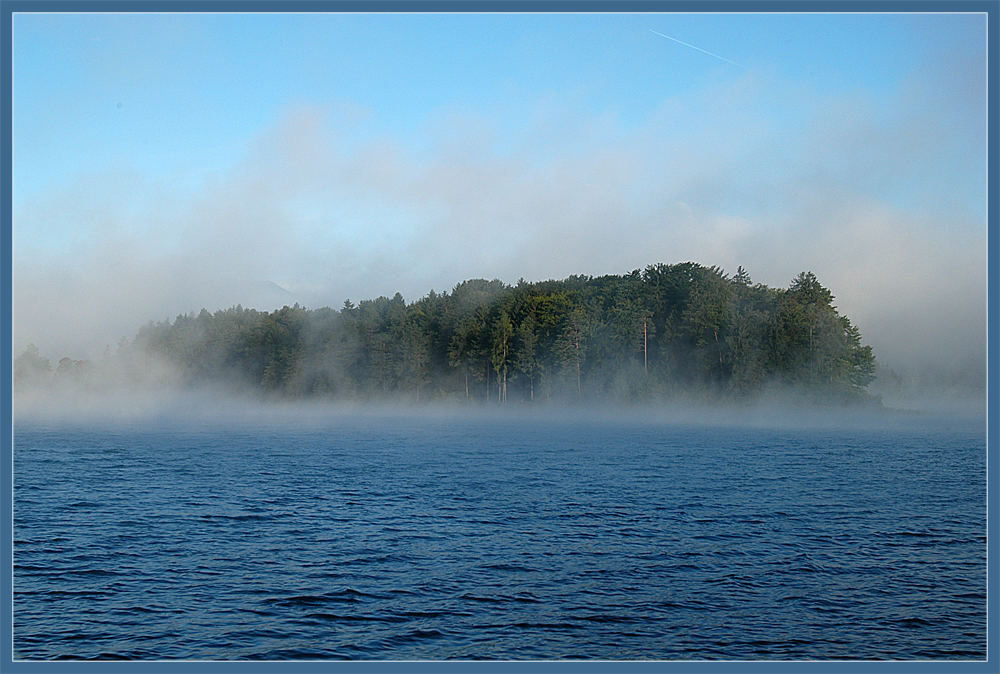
[643,317,648,376]
[575,336,582,398]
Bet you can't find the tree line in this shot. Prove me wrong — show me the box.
[14,262,877,404]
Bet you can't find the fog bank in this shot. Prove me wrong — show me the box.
[13,381,984,436]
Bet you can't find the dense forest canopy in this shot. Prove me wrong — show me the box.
[15,263,877,405]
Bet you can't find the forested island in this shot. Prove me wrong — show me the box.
[14,263,878,405]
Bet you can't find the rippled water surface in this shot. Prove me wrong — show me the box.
[13,412,986,660]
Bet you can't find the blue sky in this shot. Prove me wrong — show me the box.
[11,11,989,387]
[13,12,981,206]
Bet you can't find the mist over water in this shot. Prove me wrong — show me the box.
[13,261,983,433]
[12,381,984,436]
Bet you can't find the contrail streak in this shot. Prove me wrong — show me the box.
[649,29,743,68]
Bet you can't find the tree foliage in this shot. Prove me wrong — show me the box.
[17,263,878,404]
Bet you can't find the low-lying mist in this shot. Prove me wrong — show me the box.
[12,259,985,434]
[13,375,984,436]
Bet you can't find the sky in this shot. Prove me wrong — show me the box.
[11,11,989,392]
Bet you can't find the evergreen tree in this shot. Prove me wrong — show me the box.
[21,263,878,405]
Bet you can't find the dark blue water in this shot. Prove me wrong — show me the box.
[13,411,986,660]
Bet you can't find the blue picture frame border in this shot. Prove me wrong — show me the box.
[0,1,995,671]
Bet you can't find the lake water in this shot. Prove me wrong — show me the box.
[12,408,987,660]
